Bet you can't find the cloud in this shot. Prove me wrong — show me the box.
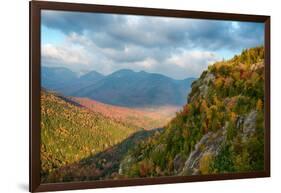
[42,43,90,65]
[42,10,264,51]
[41,10,264,79]
[164,50,219,78]
[42,33,217,79]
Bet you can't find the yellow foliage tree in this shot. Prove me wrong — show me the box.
[199,153,213,174]
[200,100,208,113]
[256,99,263,111]
[230,112,237,123]
[214,77,224,89]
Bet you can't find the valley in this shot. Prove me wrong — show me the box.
[72,97,179,130]
[41,90,178,182]
[41,46,265,183]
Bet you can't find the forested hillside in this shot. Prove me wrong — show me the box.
[119,47,265,177]
[40,91,139,182]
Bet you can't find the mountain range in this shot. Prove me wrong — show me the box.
[42,67,196,107]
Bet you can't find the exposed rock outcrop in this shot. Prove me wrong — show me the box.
[179,128,226,175]
[241,110,257,142]
[179,110,258,176]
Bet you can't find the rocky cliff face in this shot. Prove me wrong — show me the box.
[179,110,258,176]
[180,128,226,175]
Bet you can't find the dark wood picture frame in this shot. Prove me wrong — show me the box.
[30,1,270,192]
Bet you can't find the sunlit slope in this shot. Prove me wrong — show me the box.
[40,91,138,181]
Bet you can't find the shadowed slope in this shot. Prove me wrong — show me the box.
[44,128,163,183]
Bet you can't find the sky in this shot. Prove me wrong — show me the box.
[41,10,264,79]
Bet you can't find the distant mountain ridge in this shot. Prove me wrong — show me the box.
[42,66,105,95]
[41,67,78,90]
[41,67,196,107]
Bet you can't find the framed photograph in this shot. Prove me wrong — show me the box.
[30,1,270,192]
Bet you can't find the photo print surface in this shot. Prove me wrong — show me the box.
[40,10,265,183]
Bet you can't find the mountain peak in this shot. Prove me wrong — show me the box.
[79,70,104,81]
[114,69,135,74]
[138,70,148,74]
[109,69,136,78]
